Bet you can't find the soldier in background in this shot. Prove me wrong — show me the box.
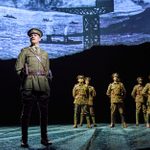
[131,77,147,126]
[15,28,52,147]
[72,75,91,128]
[106,73,127,128]
[83,77,97,127]
[142,75,150,128]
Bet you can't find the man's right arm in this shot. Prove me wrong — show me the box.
[106,84,111,97]
[72,85,77,98]
[131,86,136,99]
[142,84,149,97]
[15,49,26,76]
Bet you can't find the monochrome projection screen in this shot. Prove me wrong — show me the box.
[0,0,150,59]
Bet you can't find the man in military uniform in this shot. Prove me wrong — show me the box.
[131,77,147,126]
[72,75,91,128]
[106,73,127,128]
[82,77,97,127]
[15,28,52,147]
[142,75,150,128]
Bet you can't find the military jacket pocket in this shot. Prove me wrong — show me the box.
[24,76,32,89]
[26,53,38,65]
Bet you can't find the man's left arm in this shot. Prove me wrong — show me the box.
[92,87,96,97]
[45,53,53,81]
[121,83,126,99]
[15,49,26,79]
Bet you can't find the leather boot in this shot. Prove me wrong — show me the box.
[146,114,150,128]
[121,114,127,128]
[73,116,78,128]
[122,122,128,128]
[86,117,91,128]
[21,119,29,147]
[41,139,52,146]
[79,115,84,126]
[143,113,147,124]
[136,112,139,126]
[41,126,52,146]
[110,113,115,128]
[91,116,97,127]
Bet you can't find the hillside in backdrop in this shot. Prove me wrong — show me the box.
[0,43,150,125]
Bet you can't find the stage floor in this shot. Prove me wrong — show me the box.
[0,124,150,150]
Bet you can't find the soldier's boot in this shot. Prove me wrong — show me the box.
[146,114,150,128]
[79,115,84,126]
[110,114,115,128]
[21,123,29,148]
[146,124,150,128]
[136,112,139,126]
[86,117,91,128]
[143,113,147,124]
[91,116,97,127]
[121,114,127,128]
[41,125,52,146]
[122,122,128,128]
[73,116,78,128]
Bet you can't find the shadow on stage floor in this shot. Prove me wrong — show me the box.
[0,124,150,150]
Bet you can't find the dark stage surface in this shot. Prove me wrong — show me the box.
[0,43,150,125]
[0,124,150,150]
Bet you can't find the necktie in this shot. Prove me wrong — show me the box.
[34,46,40,54]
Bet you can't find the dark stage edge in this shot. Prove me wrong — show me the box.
[0,124,150,150]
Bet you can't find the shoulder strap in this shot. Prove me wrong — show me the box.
[28,47,53,80]
[29,47,46,71]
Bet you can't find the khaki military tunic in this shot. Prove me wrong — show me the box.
[87,86,96,106]
[131,84,146,113]
[15,46,50,93]
[72,83,88,105]
[142,83,150,114]
[131,84,145,103]
[106,82,126,103]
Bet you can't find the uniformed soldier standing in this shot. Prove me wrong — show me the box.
[131,77,147,126]
[106,73,127,128]
[84,77,97,127]
[142,75,150,128]
[72,75,91,128]
[15,28,52,147]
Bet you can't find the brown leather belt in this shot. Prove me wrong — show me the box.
[28,71,46,76]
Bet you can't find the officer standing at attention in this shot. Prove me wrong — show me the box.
[131,77,147,126]
[15,28,52,147]
[106,73,127,128]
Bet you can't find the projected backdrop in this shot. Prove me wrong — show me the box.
[0,0,150,59]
